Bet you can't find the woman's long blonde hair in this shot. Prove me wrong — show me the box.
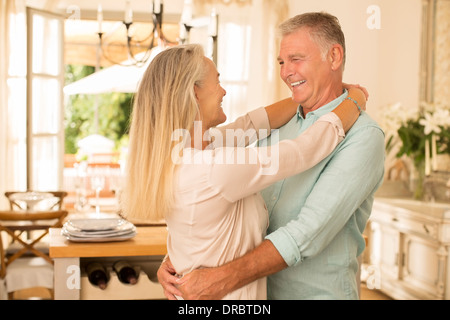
[121,44,206,222]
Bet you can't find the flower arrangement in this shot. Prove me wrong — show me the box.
[382,101,450,198]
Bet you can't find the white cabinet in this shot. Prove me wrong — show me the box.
[367,198,450,300]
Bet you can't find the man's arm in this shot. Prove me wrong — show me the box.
[157,256,183,300]
[156,241,284,300]
[176,240,286,300]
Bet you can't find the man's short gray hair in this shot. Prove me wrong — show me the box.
[278,12,346,67]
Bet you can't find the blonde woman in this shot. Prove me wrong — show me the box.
[121,44,366,299]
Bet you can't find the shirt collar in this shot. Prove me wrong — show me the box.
[296,89,349,119]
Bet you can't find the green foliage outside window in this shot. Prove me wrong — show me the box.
[64,65,132,155]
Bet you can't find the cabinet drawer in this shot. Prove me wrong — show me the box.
[394,216,438,240]
[372,211,438,240]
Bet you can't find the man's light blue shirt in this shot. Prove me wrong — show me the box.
[260,91,385,299]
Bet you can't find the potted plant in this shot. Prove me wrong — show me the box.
[383,102,450,199]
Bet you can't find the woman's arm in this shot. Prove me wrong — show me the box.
[212,96,298,148]
[264,97,299,129]
[265,84,368,131]
[332,87,367,133]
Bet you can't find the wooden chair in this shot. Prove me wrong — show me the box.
[0,209,68,299]
[5,191,68,211]
[4,191,68,252]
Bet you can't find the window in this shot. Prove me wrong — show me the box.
[26,8,65,190]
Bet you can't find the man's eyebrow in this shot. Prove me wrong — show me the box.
[279,53,307,61]
[290,53,305,59]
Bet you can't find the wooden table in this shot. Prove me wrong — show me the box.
[49,226,167,299]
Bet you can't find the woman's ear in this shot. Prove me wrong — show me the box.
[194,84,201,103]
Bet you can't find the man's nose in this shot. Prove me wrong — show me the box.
[281,64,294,82]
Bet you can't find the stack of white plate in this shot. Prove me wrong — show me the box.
[62,218,136,242]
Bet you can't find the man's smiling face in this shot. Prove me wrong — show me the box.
[278,27,335,112]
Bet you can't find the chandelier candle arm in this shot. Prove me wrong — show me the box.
[154,0,162,14]
[124,22,134,61]
[97,4,103,33]
[181,0,193,24]
[125,0,133,24]
[208,8,218,37]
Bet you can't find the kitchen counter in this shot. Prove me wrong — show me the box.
[49,226,168,299]
[49,226,168,258]
[374,197,450,220]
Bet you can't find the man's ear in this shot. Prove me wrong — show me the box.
[329,44,344,71]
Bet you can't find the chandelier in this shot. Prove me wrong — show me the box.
[97,0,219,67]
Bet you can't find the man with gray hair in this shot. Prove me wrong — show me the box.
[158,11,385,300]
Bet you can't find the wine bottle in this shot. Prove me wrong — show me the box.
[85,262,108,290]
[113,260,138,285]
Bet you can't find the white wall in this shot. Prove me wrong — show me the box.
[287,0,423,125]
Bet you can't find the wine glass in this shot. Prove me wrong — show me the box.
[74,162,89,212]
[109,169,122,212]
[91,174,105,216]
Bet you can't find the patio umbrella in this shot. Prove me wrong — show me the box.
[63,47,164,95]
[77,134,115,155]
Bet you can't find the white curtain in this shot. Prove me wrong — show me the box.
[0,0,27,210]
[193,0,289,122]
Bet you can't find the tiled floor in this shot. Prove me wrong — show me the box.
[11,287,52,300]
[14,284,392,300]
[360,283,392,300]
